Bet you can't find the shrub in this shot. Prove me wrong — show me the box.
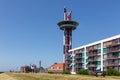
[48,72,54,74]
[106,68,120,76]
[62,70,70,74]
[77,70,89,75]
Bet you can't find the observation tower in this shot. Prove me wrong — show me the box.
[57,7,79,70]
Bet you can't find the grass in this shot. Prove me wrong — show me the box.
[0,72,120,80]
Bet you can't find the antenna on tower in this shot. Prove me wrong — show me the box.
[64,6,72,21]
[64,6,67,13]
[64,6,67,20]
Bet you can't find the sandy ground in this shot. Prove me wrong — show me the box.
[0,73,16,80]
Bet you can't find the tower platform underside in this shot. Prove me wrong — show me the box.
[58,21,79,30]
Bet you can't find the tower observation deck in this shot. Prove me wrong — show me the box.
[57,7,79,71]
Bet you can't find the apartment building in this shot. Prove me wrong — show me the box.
[68,34,120,73]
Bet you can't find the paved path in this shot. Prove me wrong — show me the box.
[0,73,17,80]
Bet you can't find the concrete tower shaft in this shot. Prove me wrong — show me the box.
[58,7,79,70]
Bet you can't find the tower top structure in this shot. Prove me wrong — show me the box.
[58,7,79,30]
[64,6,72,21]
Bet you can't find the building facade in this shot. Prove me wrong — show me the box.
[20,64,45,73]
[47,63,65,73]
[20,66,32,73]
[68,34,120,73]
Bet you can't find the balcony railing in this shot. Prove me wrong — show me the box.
[75,65,82,68]
[75,52,83,54]
[104,63,120,66]
[86,53,99,57]
[75,61,83,63]
[94,59,101,61]
[86,59,94,62]
[75,56,82,58]
[87,45,101,50]
[87,64,97,67]
[66,61,71,64]
[86,59,100,62]
[106,56,120,60]
[106,49,120,53]
[105,42,120,47]
[65,56,72,60]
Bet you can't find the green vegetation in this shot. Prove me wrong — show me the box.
[62,70,70,74]
[77,68,120,76]
[77,70,89,75]
[48,72,54,74]
[0,72,120,80]
[106,68,120,76]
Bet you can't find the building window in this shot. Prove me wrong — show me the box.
[51,67,54,69]
[98,49,101,53]
[57,67,61,70]
[103,48,107,53]
[82,52,84,56]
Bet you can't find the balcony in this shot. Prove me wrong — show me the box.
[86,59,100,62]
[106,56,120,60]
[89,48,99,51]
[75,55,82,58]
[65,58,71,61]
[87,64,97,67]
[74,50,84,54]
[106,49,120,53]
[105,42,120,47]
[66,61,72,64]
[75,61,83,63]
[86,59,94,62]
[94,58,101,61]
[65,56,71,60]
[75,65,82,68]
[86,53,98,57]
[75,52,83,55]
[104,63,120,66]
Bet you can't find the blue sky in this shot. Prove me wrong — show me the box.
[0,0,120,71]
